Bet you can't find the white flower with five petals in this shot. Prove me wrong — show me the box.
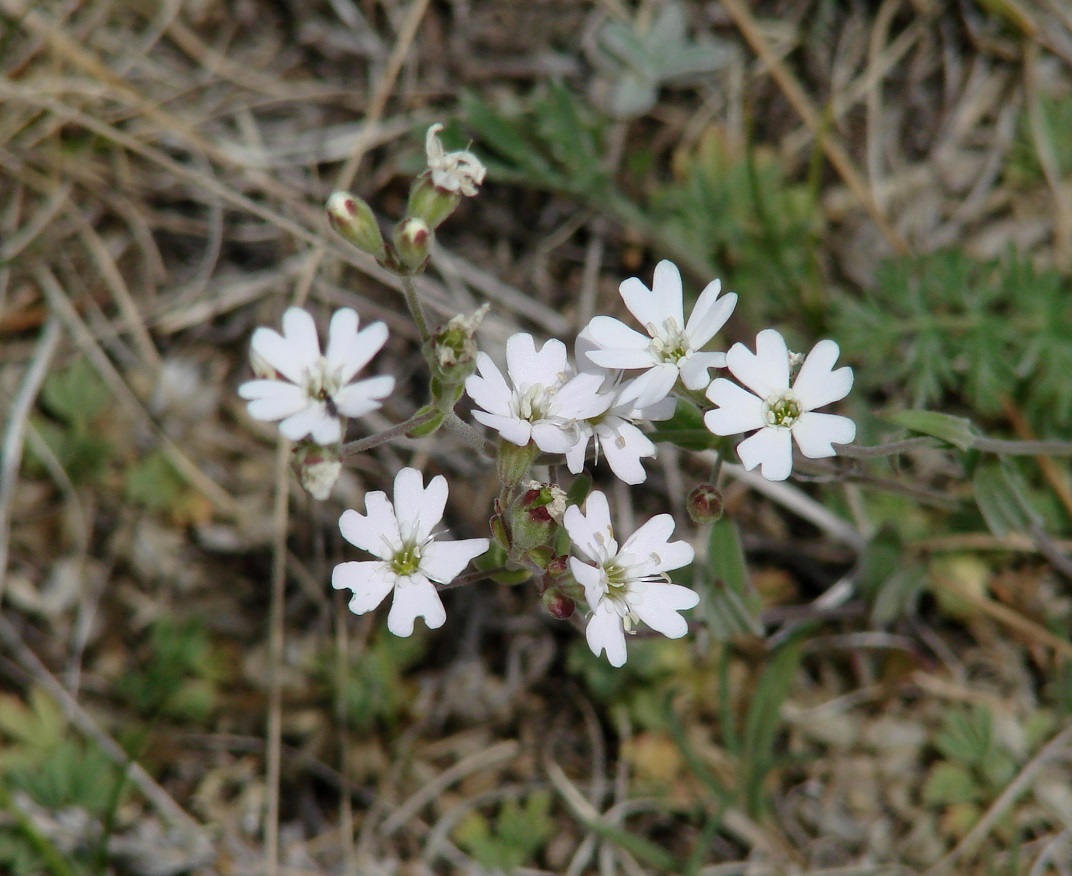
[465,333,611,454]
[238,308,394,445]
[704,328,856,481]
[332,468,489,637]
[582,260,737,409]
[564,330,673,485]
[565,491,698,667]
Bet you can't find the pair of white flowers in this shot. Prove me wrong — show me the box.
[466,259,856,483]
[330,467,697,667]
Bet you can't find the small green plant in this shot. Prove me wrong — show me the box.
[0,687,124,875]
[319,629,428,734]
[454,791,555,873]
[122,450,186,513]
[29,359,113,482]
[115,618,221,722]
[834,250,1072,433]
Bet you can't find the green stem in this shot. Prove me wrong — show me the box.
[399,273,434,355]
[340,408,439,457]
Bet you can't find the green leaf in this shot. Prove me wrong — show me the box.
[857,526,924,624]
[703,517,763,639]
[740,639,804,817]
[123,451,184,512]
[41,359,109,426]
[882,410,978,450]
[455,793,555,872]
[973,460,1040,538]
[922,762,981,805]
[935,705,993,766]
[649,399,720,451]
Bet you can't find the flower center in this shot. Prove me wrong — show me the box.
[647,317,690,364]
[304,357,345,412]
[764,392,802,428]
[390,541,423,577]
[514,383,555,421]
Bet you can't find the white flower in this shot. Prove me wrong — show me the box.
[332,468,489,637]
[704,328,856,481]
[565,491,698,667]
[465,333,611,454]
[238,308,394,445]
[425,123,486,197]
[565,331,678,485]
[583,260,737,409]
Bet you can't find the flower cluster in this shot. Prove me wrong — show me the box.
[466,259,855,485]
[236,124,858,667]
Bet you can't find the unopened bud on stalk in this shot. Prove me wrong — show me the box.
[326,192,385,261]
[431,304,488,389]
[294,442,342,501]
[687,483,724,524]
[496,440,540,489]
[392,217,433,274]
[407,174,462,230]
[541,586,575,619]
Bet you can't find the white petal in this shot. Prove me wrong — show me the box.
[333,320,389,385]
[250,310,320,384]
[507,333,566,389]
[422,538,489,583]
[324,308,358,368]
[569,557,606,604]
[239,381,309,421]
[617,364,678,409]
[736,427,793,480]
[679,352,726,391]
[792,339,853,410]
[388,577,446,636]
[472,410,532,446]
[531,421,578,454]
[280,405,338,443]
[393,469,445,543]
[584,317,654,363]
[335,375,394,418]
[685,287,736,349]
[564,491,615,561]
[622,514,694,572]
[332,561,395,614]
[554,372,614,420]
[726,329,789,400]
[279,308,323,370]
[586,606,628,667]
[564,432,591,474]
[632,583,700,638]
[704,380,766,435]
[620,260,684,331]
[309,410,344,445]
[598,421,655,485]
[339,496,399,556]
[792,412,857,458]
[466,354,512,414]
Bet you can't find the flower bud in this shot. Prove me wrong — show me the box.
[406,173,462,229]
[542,586,575,619]
[391,217,433,274]
[431,304,488,390]
[509,485,561,552]
[294,442,342,501]
[496,440,540,489]
[326,191,386,260]
[490,513,511,551]
[687,483,724,524]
